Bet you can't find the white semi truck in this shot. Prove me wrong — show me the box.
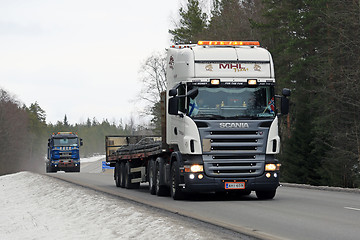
[106,41,290,200]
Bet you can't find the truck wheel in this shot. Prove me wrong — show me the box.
[119,162,126,188]
[148,160,156,195]
[256,190,276,200]
[125,161,140,189]
[73,166,80,172]
[170,161,185,200]
[115,162,121,187]
[155,163,168,196]
[47,166,56,173]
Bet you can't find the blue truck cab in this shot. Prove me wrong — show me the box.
[46,132,83,173]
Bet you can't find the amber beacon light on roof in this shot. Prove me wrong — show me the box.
[197,40,260,46]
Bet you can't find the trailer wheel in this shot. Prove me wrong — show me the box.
[148,160,156,195]
[155,163,168,196]
[119,162,126,188]
[115,162,121,187]
[170,161,185,200]
[256,190,276,200]
[125,161,140,189]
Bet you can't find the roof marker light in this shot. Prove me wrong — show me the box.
[210,79,220,85]
[247,79,258,85]
[198,41,260,46]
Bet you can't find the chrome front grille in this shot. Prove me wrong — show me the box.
[204,130,264,154]
[197,120,270,178]
[59,152,72,159]
[207,160,264,177]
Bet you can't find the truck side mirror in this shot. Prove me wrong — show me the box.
[276,88,291,115]
[80,139,83,146]
[168,96,179,115]
[169,89,177,97]
[187,88,199,99]
[48,139,50,147]
[277,88,290,115]
[281,96,290,115]
[282,88,291,97]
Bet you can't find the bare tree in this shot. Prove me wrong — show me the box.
[137,51,167,133]
[138,51,167,105]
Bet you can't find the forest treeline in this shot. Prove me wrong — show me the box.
[0,89,146,176]
[165,0,360,188]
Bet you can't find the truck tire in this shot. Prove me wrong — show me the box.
[46,165,56,173]
[119,162,126,188]
[148,159,156,195]
[70,166,80,172]
[170,161,185,200]
[125,161,140,189]
[256,190,276,200]
[155,163,168,196]
[115,162,122,187]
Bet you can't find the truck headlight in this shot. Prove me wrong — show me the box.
[265,163,281,171]
[185,164,203,173]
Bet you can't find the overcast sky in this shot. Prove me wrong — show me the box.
[0,0,181,124]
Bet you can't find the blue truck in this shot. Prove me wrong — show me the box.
[46,132,83,173]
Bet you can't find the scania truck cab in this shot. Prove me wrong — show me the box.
[46,132,83,173]
[166,41,290,199]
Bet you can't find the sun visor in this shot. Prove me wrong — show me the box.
[193,47,272,78]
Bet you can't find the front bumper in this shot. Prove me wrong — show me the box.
[48,159,80,171]
[180,171,279,193]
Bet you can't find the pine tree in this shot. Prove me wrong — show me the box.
[169,0,208,43]
[26,102,48,173]
[201,0,264,40]
[63,114,69,127]
[314,0,360,187]
[259,0,330,185]
[28,102,46,123]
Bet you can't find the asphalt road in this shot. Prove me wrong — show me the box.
[50,160,360,240]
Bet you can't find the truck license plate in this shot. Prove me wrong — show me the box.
[225,182,245,190]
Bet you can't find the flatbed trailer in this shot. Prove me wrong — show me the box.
[105,135,168,192]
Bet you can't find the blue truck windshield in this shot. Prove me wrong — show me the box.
[53,138,78,147]
[188,86,275,119]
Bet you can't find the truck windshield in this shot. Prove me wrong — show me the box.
[188,85,275,119]
[53,138,78,147]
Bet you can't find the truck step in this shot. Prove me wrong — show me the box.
[130,167,145,173]
[130,166,147,182]
[131,178,142,183]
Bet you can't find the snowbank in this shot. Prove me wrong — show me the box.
[0,172,221,240]
[81,155,105,163]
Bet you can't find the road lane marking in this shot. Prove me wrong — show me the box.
[344,207,360,211]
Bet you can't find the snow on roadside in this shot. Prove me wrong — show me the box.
[0,172,219,240]
[81,155,105,163]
